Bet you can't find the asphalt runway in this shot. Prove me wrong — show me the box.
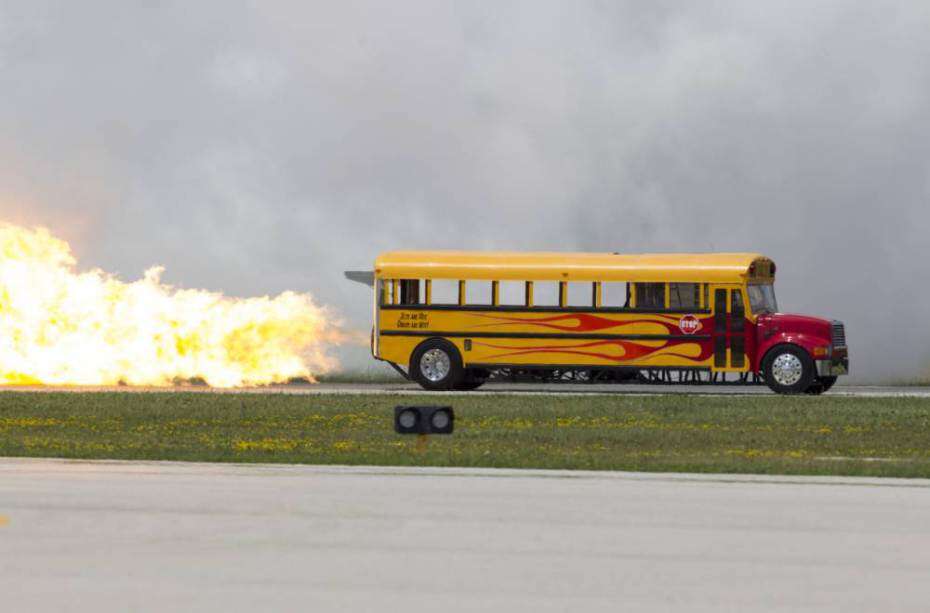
[1,459,928,612]
[2,382,930,397]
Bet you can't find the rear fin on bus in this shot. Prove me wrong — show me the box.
[344,271,375,287]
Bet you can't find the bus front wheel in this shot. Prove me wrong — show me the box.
[805,376,838,395]
[762,345,816,394]
[410,339,464,391]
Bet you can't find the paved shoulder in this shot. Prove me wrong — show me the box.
[2,459,929,612]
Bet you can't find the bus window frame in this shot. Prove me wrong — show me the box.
[379,278,710,314]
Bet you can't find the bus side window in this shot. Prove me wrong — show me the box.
[531,282,560,307]
[429,280,459,305]
[399,279,421,305]
[669,283,700,309]
[601,282,629,308]
[635,283,665,310]
[565,282,593,308]
[498,281,525,306]
[465,281,492,305]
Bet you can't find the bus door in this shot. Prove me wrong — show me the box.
[711,286,749,371]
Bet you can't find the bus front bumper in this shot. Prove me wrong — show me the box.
[816,355,849,377]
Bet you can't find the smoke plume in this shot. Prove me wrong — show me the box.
[2,1,929,380]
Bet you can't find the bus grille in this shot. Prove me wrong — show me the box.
[831,321,847,349]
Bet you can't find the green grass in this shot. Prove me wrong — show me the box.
[1,392,930,477]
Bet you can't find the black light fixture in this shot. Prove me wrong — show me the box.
[394,406,454,435]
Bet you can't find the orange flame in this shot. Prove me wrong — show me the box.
[0,222,346,387]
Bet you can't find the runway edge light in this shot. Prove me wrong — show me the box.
[394,406,454,435]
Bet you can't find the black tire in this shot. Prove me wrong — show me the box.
[454,369,488,391]
[762,344,816,394]
[805,380,826,395]
[805,376,839,395]
[409,339,464,391]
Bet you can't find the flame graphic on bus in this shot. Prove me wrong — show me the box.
[465,312,715,364]
[469,312,710,336]
[474,338,713,364]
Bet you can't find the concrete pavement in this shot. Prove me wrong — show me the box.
[1,458,929,612]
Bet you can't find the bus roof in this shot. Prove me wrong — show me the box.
[374,251,774,283]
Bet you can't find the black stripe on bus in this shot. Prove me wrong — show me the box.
[380,331,712,341]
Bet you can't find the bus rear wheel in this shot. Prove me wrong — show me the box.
[762,345,816,394]
[410,339,464,391]
[455,369,489,391]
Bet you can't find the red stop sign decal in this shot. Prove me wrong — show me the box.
[679,315,702,335]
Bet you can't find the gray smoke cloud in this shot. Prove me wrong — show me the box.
[2,1,929,380]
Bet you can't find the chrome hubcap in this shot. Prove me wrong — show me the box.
[771,353,803,386]
[420,348,451,382]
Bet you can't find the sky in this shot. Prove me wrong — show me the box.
[1,0,929,379]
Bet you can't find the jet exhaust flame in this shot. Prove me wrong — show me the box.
[0,222,346,387]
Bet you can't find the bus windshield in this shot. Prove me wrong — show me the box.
[747,284,778,314]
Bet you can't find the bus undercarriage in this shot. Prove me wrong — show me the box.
[385,361,765,386]
[486,366,765,385]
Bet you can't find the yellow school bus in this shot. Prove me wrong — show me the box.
[346,251,848,394]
